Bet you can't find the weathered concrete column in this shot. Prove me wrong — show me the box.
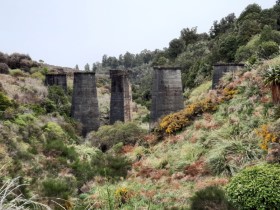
[150,66,184,126]
[71,72,100,136]
[45,73,67,91]
[109,70,132,124]
[212,63,245,89]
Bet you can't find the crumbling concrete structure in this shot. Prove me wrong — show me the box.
[45,73,67,91]
[212,63,245,89]
[150,67,184,126]
[109,70,132,124]
[71,72,99,136]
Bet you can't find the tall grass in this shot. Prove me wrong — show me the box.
[0,177,51,210]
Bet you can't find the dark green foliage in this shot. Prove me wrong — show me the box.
[190,186,236,210]
[44,140,77,161]
[226,164,280,210]
[71,160,96,187]
[71,153,131,186]
[235,45,257,63]
[209,13,236,38]
[238,19,261,44]
[180,27,199,46]
[260,25,280,44]
[92,153,132,179]
[44,86,71,116]
[238,3,262,23]
[218,34,239,62]
[42,177,76,199]
[0,62,9,74]
[168,38,185,59]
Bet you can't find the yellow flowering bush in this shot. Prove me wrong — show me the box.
[160,98,217,134]
[114,187,132,206]
[159,87,238,134]
[256,124,278,150]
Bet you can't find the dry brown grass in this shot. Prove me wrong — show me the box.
[0,74,47,104]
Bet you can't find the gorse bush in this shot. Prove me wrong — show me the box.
[256,124,278,150]
[226,164,280,210]
[159,98,217,134]
[159,87,238,134]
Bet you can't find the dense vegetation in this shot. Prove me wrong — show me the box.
[0,1,280,209]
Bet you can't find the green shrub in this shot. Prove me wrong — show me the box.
[259,41,279,58]
[190,186,236,210]
[43,122,65,138]
[235,45,257,62]
[14,113,36,127]
[42,177,76,199]
[31,71,45,81]
[44,139,77,161]
[88,122,146,150]
[226,164,280,210]
[9,69,26,77]
[0,92,13,112]
[71,160,96,187]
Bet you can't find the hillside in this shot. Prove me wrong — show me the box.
[0,2,280,210]
[1,56,280,209]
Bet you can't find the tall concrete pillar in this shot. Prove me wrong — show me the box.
[45,73,67,91]
[71,72,100,136]
[109,70,132,124]
[150,67,184,126]
[212,63,245,89]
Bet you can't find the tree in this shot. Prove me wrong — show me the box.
[75,64,79,70]
[238,3,262,23]
[168,38,185,59]
[180,27,198,47]
[210,13,236,38]
[276,0,280,6]
[123,52,135,68]
[102,54,108,67]
[84,63,90,72]
[219,34,239,62]
[107,56,119,68]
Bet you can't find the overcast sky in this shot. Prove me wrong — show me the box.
[0,0,277,69]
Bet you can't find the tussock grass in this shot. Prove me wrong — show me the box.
[0,177,51,210]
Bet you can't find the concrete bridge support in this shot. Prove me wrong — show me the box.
[71,72,100,136]
[109,70,132,124]
[150,67,184,126]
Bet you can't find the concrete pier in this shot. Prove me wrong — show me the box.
[212,63,245,89]
[71,72,100,136]
[45,73,67,91]
[109,70,132,124]
[150,67,184,126]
